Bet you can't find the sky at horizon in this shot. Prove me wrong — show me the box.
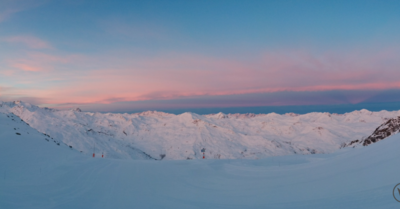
[87,101,400,115]
[1,0,400,112]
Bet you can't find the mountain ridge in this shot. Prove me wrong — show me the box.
[1,101,399,160]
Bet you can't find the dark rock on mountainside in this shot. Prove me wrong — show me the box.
[362,116,400,146]
[345,116,400,147]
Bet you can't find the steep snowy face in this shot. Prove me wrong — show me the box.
[1,101,400,160]
[345,116,400,147]
[0,107,68,151]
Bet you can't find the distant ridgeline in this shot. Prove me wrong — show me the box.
[1,101,400,160]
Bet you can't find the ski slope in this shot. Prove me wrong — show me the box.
[0,108,399,208]
[1,101,400,160]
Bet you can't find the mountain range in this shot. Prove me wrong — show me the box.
[1,101,399,160]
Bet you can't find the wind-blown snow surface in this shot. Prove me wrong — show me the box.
[1,109,400,208]
[1,101,400,160]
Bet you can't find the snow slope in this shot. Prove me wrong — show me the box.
[0,109,399,208]
[1,101,400,160]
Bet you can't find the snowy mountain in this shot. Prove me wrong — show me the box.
[1,101,399,160]
[1,105,400,208]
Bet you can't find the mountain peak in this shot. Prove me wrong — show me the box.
[73,108,82,112]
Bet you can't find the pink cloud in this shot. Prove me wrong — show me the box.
[4,36,52,49]
[0,9,18,23]
[11,63,42,72]
[6,51,82,72]
[2,46,400,107]
[0,0,46,23]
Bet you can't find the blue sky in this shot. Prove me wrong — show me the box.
[0,0,400,113]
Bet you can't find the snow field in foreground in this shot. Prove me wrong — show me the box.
[1,112,400,208]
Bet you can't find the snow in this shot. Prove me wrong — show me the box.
[0,109,399,208]
[1,101,400,160]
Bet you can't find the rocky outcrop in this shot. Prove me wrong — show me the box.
[363,116,400,146]
[345,116,400,147]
